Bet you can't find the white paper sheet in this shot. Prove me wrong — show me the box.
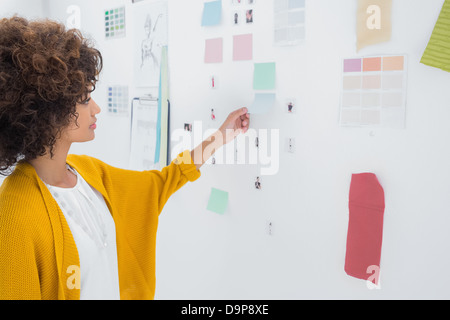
[129,98,160,171]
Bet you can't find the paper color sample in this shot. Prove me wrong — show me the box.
[345,173,385,284]
[107,86,128,115]
[205,38,223,63]
[253,62,276,90]
[356,0,392,51]
[248,93,276,114]
[156,45,169,167]
[340,55,407,128]
[344,59,362,73]
[207,188,229,215]
[105,6,126,39]
[382,56,404,71]
[201,0,222,26]
[274,0,305,46]
[233,34,253,61]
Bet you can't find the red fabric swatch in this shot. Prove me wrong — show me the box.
[345,173,385,283]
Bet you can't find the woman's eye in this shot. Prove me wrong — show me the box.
[82,98,91,105]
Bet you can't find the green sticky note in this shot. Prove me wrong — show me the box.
[253,62,276,90]
[207,188,229,215]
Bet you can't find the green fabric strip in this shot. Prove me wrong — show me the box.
[421,0,450,72]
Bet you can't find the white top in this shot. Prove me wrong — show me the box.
[42,164,121,300]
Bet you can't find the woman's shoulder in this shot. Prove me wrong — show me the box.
[0,169,46,209]
[0,172,48,234]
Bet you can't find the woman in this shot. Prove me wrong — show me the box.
[0,16,250,300]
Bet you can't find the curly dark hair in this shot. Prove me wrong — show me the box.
[0,16,103,176]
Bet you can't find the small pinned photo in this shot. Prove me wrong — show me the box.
[255,176,261,190]
[246,9,253,23]
[232,11,240,25]
[210,75,218,89]
[184,123,192,132]
[285,98,296,114]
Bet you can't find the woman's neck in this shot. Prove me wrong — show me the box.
[27,142,77,188]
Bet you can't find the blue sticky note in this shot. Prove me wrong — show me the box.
[248,93,276,114]
[201,0,222,26]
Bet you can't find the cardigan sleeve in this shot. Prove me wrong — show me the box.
[89,149,201,216]
[145,149,202,213]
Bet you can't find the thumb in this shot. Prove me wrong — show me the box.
[231,107,248,119]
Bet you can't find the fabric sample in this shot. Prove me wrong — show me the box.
[421,0,450,72]
[356,0,392,51]
[344,173,385,282]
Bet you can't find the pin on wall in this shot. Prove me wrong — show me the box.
[286,137,295,153]
[266,220,273,236]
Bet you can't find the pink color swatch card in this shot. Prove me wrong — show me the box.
[205,38,223,63]
[233,33,253,61]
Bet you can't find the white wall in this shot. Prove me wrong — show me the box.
[156,0,450,299]
[3,0,450,299]
[0,0,44,19]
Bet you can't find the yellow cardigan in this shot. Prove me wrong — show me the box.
[0,150,201,300]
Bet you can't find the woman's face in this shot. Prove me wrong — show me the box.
[62,92,101,144]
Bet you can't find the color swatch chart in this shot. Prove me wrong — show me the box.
[105,6,126,39]
[107,85,129,116]
[339,55,407,128]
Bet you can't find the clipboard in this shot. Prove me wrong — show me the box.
[129,94,170,170]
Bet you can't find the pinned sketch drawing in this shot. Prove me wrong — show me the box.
[133,0,168,87]
[141,14,163,69]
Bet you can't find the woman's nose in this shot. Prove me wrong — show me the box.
[91,99,101,115]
